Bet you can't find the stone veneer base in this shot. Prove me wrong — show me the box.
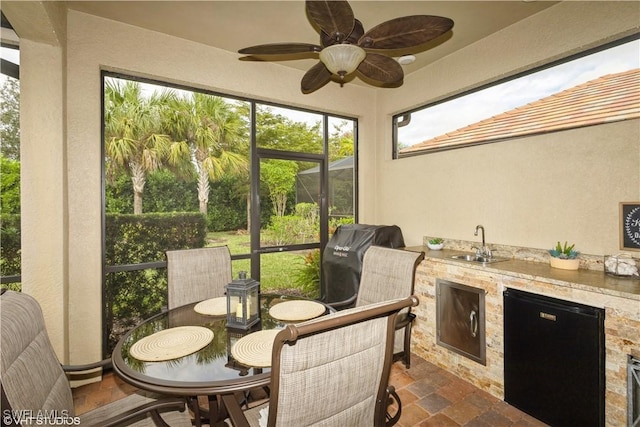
[412,248,639,427]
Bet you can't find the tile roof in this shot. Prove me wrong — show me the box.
[401,68,640,153]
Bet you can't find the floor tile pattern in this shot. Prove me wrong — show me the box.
[389,357,549,427]
[73,354,549,426]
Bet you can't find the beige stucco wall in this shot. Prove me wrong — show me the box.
[19,39,69,358]
[375,1,640,252]
[7,0,70,358]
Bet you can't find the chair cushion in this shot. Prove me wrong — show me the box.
[273,314,388,426]
[167,246,232,309]
[1,291,192,427]
[1,291,74,413]
[356,247,421,307]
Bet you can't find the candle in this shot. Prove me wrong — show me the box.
[236,301,243,319]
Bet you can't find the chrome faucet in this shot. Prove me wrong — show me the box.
[473,225,492,258]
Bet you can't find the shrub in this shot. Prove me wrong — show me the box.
[104,212,206,355]
[294,249,321,298]
[0,156,20,215]
[0,214,20,279]
[264,203,319,245]
[329,215,354,234]
[207,175,248,231]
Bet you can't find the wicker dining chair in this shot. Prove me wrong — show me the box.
[221,296,419,427]
[166,246,232,310]
[329,246,424,368]
[0,289,192,427]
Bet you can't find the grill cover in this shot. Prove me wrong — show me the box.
[321,224,405,305]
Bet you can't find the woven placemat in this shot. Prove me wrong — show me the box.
[231,329,280,367]
[194,296,239,316]
[268,300,326,322]
[130,326,214,362]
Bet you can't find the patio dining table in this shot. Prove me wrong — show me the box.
[112,293,334,426]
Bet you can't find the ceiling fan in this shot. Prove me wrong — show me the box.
[238,0,454,94]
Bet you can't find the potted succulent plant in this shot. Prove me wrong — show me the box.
[548,241,580,270]
[427,237,444,251]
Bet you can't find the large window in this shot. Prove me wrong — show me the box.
[0,19,20,289]
[102,74,356,355]
[394,35,640,157]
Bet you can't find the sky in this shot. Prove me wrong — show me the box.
[397,39,640,147]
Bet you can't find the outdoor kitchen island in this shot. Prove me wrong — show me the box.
[404,244,640,427]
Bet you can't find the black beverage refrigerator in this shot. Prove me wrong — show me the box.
[503,288,605,427]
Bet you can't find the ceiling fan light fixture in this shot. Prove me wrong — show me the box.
[238,0,455,93]
[319,44,366,78]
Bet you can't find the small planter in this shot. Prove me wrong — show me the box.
[549,257,579,270]
[548,241,580,270]
[427,238,444,251]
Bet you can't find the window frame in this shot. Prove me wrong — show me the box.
[100,71,358,355]
[0,33,20,286]
[393,33,640,159]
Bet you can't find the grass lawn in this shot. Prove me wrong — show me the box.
[206,231,319,297]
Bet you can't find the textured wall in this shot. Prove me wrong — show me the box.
[374,2,640,252]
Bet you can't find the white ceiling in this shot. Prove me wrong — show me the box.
[65,1,557,77]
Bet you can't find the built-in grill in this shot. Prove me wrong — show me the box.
[436,279,486,365]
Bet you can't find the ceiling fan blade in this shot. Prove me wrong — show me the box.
[359,15,454,50]
[357,53,404,85]
[306,0,355,43]
[238,43,321,55]
[301,62,333,94]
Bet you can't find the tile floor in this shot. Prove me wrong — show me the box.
[388,356,548,427]
[72,370,140,416]
[72,354,548,426]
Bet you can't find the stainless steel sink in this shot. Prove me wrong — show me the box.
[450,254,509,264]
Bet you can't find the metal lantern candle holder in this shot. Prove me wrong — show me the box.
[226,271,260,330]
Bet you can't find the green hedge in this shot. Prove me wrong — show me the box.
[105,170,199,215]
[206,175,248,231]
[105,212,207,264]
[0,214,20,277]
[0,211,206,280]
[104,212,207,356]
[106,170,256,232]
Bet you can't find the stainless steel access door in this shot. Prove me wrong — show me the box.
[436,279,486,365]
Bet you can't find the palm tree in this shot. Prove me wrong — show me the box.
[168,93,248,216]
[104,79,189,214]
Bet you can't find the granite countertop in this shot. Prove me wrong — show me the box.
[405,246,640,301]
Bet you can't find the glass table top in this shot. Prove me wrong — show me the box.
[113,293,332,388]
